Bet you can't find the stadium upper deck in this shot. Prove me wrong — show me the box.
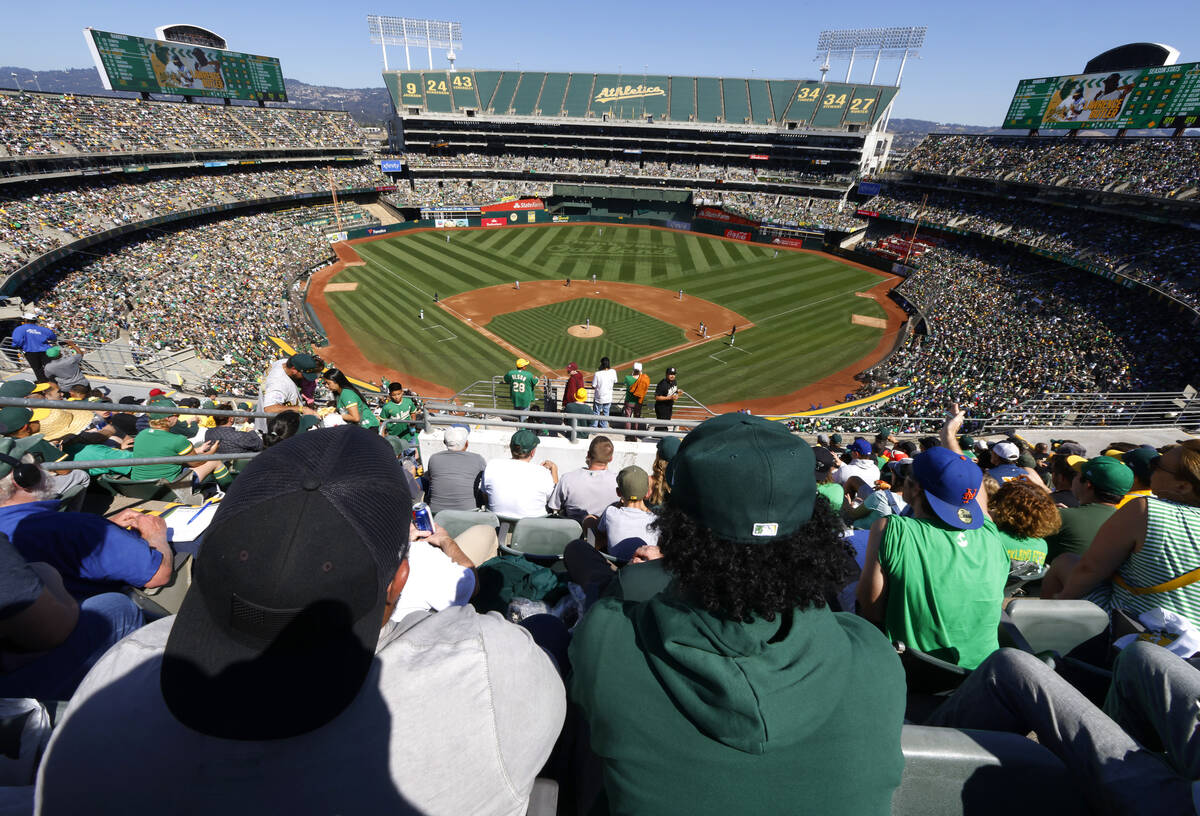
[384,70,897,131]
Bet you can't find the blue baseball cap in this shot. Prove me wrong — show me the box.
[912,446,985,531]
[849,437,872,456]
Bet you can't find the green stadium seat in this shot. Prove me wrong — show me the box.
[1004,599,1110,658]
[511,72,547,116]
[722,78,750,125]
[669,76,695,122]
[537,73,569,116]
[491,71,521,114]
[562,73,595,118]
[696,77,723,123]
[747,79,772,124]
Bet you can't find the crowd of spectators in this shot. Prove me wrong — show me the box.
[403,151,847,186]
[0,162,387,274]
[22,209,333,394]
[8,391,1200,814]
[898,134,1200,199]
[870,186,1200,309]
[383,177,554,209]
[846,234,1197,427]
[0,91,366,157]
[699,191,864,230]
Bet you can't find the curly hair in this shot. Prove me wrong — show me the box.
[990,480,1061,539]
[654,495,855,622]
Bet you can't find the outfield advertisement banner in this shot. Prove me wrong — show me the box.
[723,229,751,241]
[482,217,508,227]
[1003,62,1200,130]
[665,220,692,231]
[434,218,469,228]
[380,160,404,173]
[480,198,544,213]
[696,207,758,228]
[83,28,286,101]
[770,237,806,248]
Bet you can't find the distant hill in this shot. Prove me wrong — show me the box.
[885,118,1006,150]
[0,67,394,126]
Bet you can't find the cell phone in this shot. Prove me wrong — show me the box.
[412,501,434,533]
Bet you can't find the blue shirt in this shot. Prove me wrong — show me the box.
[10,323,57,353]
[0,501,162,597]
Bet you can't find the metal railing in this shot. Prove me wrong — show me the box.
[422,402,701,444]
[452,377,715,424]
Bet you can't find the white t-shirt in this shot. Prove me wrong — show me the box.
[36,609,565,816]
[255,359,301,432]
[592,369,617,404]
[482,458,556,519]
[598,505,658,562]
[833,459,881,500]
[391,538,475,622]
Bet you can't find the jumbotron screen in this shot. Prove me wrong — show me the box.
[1002,62,1200,130]
[83,28,286,102]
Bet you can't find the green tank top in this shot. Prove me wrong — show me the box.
[879,515,1010,669]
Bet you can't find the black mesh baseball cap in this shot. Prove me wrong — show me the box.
[161,426,412,740]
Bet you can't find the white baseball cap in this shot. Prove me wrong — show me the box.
[21,312,37,320]
[633,362,642,371]
[443,426,469,450]
[993,441,1020,462]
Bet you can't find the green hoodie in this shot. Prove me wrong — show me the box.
[569,590,904,815]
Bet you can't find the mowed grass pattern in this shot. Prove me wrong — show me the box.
[487,298,685,369]
[327,224,888,405]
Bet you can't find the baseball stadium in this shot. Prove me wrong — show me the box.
[1,15,1200,815]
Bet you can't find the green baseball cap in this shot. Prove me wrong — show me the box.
[0,380,35,398]
[0,435,46,477]
[617,465,650,502]
[656,436,680,462]
[148,397,178,409]
[959,435,975,450]
[45,346,62,359]
[287,353,323,380]
[0,405,50,434]
[830,433,843,445]
[1120,447,1157,484]
[511,428,540,455]
[668,413,816,543]
[1073,456,1134,497]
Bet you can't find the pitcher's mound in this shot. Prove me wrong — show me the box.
[568,325,604,338]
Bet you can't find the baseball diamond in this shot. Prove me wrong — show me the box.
[310,223,905,410]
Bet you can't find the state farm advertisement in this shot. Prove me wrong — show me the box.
[482,217,508,227]
[696,207,759,228]
[724,228,751,241]
[480,198,544,213]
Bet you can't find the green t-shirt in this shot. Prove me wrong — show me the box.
[503,368,538,410]
[67,443,135,477]
[997,530,1048,568]
[337,390,379,429]
[816,481,844,512]
[379,397,416,438]
[569,591,905,816]
[879,515,1010,669]
[131,428,193,481]
[1045,503,1117,562]
[564,403,592,439]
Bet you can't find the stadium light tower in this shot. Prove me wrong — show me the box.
[814,26,926,86]
[367,15,463,72]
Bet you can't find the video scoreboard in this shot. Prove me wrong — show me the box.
[83,28,286,102]
[1003,62,1200,130]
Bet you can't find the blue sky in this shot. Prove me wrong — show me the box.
[3,0,1198,125]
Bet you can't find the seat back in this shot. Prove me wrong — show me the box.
[434,509,500,540]
[1005,599,1110,656]
[894,725,1084,815]
[896,641,971,695]
[506,517,582,559]
[98,474,180,503]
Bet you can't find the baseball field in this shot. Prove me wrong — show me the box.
[311,223,904,411]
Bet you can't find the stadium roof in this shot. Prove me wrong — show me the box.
[384,70,897,129]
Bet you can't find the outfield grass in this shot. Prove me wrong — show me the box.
[325,224,887,405]
[487,298,685,369]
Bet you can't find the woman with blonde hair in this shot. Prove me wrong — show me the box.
[646,436,679,508]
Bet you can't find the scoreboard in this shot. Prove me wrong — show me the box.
[83,28,286,102]
[1003,62,1200,130]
